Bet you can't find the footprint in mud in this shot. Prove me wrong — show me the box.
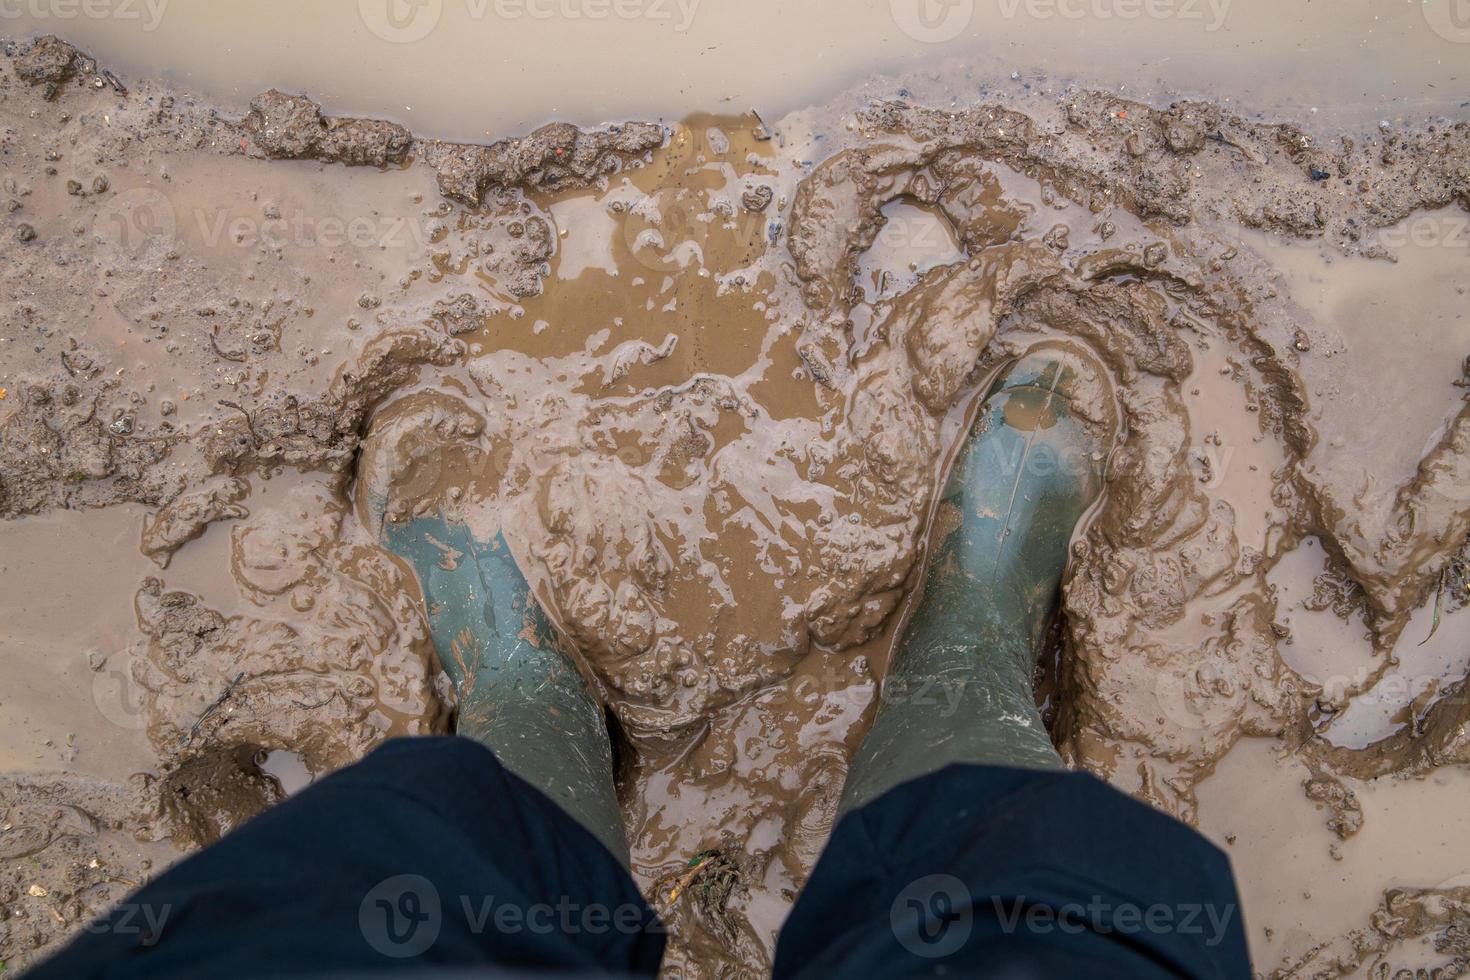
[354,390,503,542]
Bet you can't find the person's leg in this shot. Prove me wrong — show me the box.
[31,400,651,978]
[28,737,665,979]
[351,390,627,862]
[778,764,1250,979]
[839,343,1115,814]
[778,345,1248,978]
[379,513,628,864]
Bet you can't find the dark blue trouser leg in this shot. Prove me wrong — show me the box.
[28,737,664,978]
[774,764,1250,980]
[31,746,1246,978]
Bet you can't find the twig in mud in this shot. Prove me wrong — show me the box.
[659,853,717,909]
[657,850,742,940]
[291,691,337,711]
[217,399,257,441]
[1204,129,1265,165]
[178,672,246,749]
[655,849,741,933]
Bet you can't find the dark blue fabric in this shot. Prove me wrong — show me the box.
[775,764,1250,980]
[27,737,664,978]
[30,742,1248,979]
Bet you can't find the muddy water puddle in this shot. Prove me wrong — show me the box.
[1243,217,1470,486]
[3,26,1470,978]
[0,507,159,776]
[8,0,1467,138]
[1199,739,1470,974]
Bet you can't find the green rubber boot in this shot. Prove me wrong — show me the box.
[838,342,1117,816]
[356,394,628,861]
[379,512,629,864]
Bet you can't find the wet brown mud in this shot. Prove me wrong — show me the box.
[2,34,1470,979]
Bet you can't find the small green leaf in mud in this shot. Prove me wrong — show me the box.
[1420,566,1448,647]
[689,852,743,940]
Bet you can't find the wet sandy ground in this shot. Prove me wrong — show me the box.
[2,28,1469,979]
